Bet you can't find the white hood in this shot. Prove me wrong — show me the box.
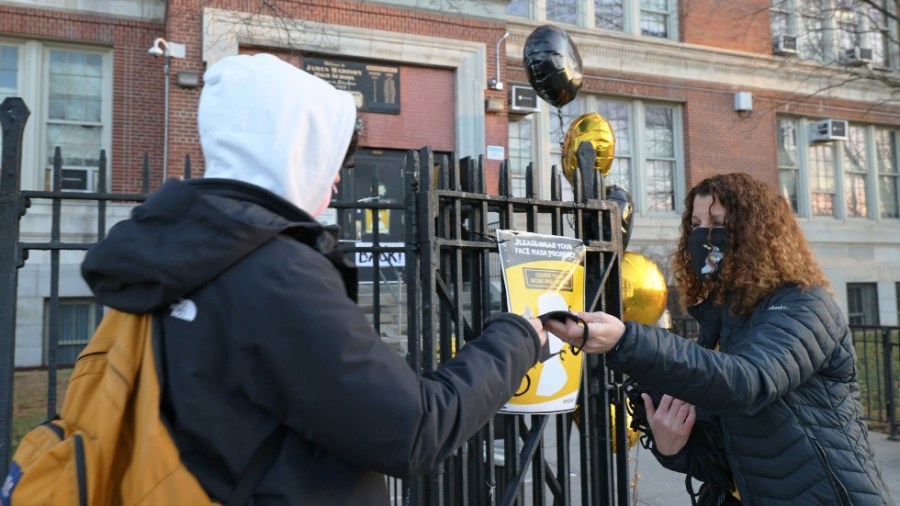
[198,53,357,216]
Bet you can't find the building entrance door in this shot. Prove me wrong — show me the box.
[337,148,406,282]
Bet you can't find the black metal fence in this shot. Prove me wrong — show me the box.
[0,96,634,504]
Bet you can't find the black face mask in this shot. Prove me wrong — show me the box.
[688,227,726,279]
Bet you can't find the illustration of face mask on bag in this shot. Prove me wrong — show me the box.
[688,227,726,279]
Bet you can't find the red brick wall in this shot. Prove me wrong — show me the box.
[165,0,508,189]
[681,0,772,55]
[239,47,457,152]
[0,4,165,193]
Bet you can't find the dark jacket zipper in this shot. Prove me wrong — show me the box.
[810,437,851,506]
[74,434,87,506]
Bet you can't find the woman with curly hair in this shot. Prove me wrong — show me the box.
[549,172,891,505]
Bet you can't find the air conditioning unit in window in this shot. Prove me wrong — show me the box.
[509,85,540,114]
[772,35,798,56]
[843,47,873,66]
[809,119,848,143]
[59,168,94,192]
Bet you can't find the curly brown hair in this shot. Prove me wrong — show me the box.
[672,172,830,315]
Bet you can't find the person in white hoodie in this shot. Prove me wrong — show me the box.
[81,53,550,505]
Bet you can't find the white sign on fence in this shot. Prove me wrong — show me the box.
[355,242,406,267]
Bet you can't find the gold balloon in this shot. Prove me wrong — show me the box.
[610,404,641,453]
[621,251,668,326]
[573,404,640,454]
[562,112,615,186]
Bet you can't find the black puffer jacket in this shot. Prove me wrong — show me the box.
[608,285,891,505]
[82,179,541,505]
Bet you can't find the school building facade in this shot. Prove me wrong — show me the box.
[2,0,899,366]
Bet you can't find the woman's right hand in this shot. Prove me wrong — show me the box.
[542,311,625,354]
[642,393,696,456]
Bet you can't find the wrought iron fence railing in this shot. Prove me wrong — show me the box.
[3,93,899,506]
[1,96,634,504]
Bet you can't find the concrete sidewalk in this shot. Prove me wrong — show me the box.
[632,431,900,505]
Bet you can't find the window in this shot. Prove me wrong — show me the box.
[0,39,110,192]
[547,0,578,24]
[876,128,899,219]
[508,116,535,197]
[599,100,631,190]
[777,119,799,211]
[644,105,676,211]
[769,0,896,68]
[596,0,625,31]
[896,282,900,323]
[509,0,678,40]
[847,282,879,325]
[507,0,529,17]
[842,124,868,218]
[0,45,18,161]
[777,116,899,220]
[640,0,671,38]
[549,95,683,214]
[45,49,105,191]
[809,141,836,216]
[44,298,98,365]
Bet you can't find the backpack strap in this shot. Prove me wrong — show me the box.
[225,425,287,506]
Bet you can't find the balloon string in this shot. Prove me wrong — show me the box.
[558,106,578,230]
[556,107,565,150]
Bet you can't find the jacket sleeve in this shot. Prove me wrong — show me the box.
[607,288,844,416]
[237,242,540,479]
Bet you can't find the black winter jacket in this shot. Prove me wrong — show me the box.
[607,285,892,505]
[82,179,541,505]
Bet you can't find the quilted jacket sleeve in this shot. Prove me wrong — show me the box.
[606,287,845,417]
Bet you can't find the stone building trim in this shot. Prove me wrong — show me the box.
[201,7,487,159]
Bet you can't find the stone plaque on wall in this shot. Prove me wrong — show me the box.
[302,56,400,114]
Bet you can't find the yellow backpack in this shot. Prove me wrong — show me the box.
[2,309,283,506]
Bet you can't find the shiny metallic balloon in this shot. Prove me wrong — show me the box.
[621,251,668,326]
[610,404,641,453]
[573,404,640,454]
[523,25,583,108]
[562,112,615,186]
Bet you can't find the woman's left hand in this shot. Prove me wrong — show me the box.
[643,394,696,456]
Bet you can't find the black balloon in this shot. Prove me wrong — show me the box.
[523,25,583,108]
[606,185,634,250]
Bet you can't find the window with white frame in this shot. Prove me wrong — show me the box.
[876,127,899,219]
[508,0,678,40]
[508,116,535,197]
[769,0,896,68]
[550,95,683,214]
[847,282,879,325]
[777,116,900,220]
[0,40,111,192]
[46,49,105,191]
[842,124,868,217]
[0,45,19,161]
[777,119,800,211]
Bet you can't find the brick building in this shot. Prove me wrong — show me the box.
[3,0,899,366]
